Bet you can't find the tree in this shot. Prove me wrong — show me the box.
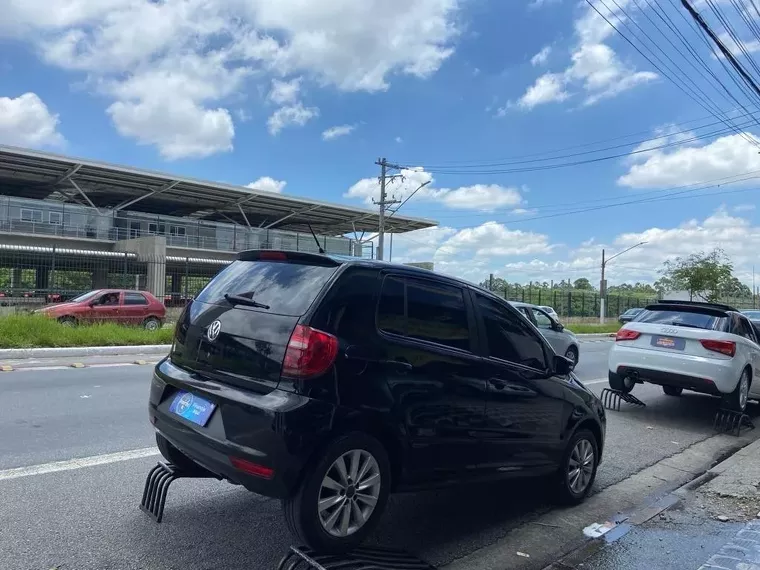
[657,249,735,302]
[573,277,593,290]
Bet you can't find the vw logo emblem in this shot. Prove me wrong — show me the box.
[207,320,222,341]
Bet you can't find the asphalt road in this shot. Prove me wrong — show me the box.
[1,339,754,570]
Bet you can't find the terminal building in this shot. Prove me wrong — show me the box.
[0,145,436,303]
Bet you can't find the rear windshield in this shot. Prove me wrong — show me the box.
[196,260,338,316]
[636,309,725,330]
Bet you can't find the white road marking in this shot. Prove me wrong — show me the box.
[0,448,160,481]
[581,378,608,385]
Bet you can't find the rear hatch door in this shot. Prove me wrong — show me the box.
[171,252,342,392]
[622,305,730,358]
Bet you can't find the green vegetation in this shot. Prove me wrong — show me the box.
[566,323,620,334]
[0,314,173,348]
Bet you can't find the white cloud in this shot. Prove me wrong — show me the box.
[268,78,301,105]
[345,167,524,211]
[512,1,656,110]
[395,136,404,143]
[267,102,319,135]
[4,0,460,156]
[322,124,355,141]
[499,208,760,286]
[717,32,760,59]
[0,92,65,148]
[376,222,554,282]
[618,132,760,188]
[528,0,561,9]
[734,203,756,212]
[515,73,569,109]
[247,176,287,193]
[531,45,552,66]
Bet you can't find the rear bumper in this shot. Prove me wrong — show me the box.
[608,344,740,395]
[149,358,336,499]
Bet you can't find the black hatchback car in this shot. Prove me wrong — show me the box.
[149,250,606,552]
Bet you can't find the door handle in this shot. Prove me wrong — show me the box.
[489,378,507,390]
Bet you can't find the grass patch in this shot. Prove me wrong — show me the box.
[566,323,621,334]
[0,314,173,348]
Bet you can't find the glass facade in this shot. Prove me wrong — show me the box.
[0,195,358,256]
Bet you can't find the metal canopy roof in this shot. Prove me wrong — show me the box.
[0,145,437,235]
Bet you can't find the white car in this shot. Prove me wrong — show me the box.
[608,301,760,412]
[540,306,560,321]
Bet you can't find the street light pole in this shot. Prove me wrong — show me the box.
[599,241,647,324]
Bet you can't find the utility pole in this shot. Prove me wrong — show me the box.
[374,157,401,261]
[599,241,647,324]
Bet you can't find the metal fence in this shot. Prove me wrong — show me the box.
[482,282,658,321]
[0,247,227,310]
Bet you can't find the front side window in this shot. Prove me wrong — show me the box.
[532,308,554,329]
[477,295,548,370]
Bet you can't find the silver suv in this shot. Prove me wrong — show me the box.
[510,301,580,368]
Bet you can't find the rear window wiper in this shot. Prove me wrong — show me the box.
[224,293,270,310]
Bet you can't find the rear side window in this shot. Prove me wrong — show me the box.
[377,275,471,352]
[477,295,548,370]
[196,260,338,316]
[124,292,148,305]
[637,309,724,330]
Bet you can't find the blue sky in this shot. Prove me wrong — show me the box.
[2,0,760,286]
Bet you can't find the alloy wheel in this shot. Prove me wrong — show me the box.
[567,438,595,495]
[318,449,381,538]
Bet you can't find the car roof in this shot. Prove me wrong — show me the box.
[509,301,539,309]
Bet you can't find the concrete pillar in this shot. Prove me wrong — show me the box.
[9,268,21,294]
[35,266,50,291]
[115,236,166,299]
[92,265,108,289]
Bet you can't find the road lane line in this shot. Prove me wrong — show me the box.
[0,448,160,481]
[581,378,608,385]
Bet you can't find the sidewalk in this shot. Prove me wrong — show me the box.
[573,438,760,570]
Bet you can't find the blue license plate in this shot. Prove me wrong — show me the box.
[169,391,216,426]
[651,336,685,350]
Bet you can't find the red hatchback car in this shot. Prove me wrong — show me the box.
[37,289,166,329]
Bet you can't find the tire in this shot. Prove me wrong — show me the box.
[564,346,578,370]
[143,317,161,331]
[554,428,599,505]
[58,316,77,327]
[722,368,751,412]
[663,385,683,397]
[155,433,202,473]
[282,432,391,553]
[609,371,635,394]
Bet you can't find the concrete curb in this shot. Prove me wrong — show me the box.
[0,344,171,360]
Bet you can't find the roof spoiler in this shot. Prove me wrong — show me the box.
[236,249,343,267]
[653,299,737,312]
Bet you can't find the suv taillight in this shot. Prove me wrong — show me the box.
[616,329,641,341]
[700,339,736,357]
[282,324,338,378]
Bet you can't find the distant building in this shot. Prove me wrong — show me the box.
[404,262,434,271]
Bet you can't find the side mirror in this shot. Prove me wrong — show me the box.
[553,321,564,332]
[553,354,572,376]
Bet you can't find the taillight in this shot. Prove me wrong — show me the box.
[229,456,274,479]
[700,339,736,357]
[260,251,287,260]
[616,329,641,341]
[282,324,338,378]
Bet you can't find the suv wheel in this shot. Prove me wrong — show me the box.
[609,371,635,394]
[555,429,598,505]
[723,368,750,412]
[283,432,391,553]
[663,385,683,397]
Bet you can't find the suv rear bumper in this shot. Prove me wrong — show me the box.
[609,367,723,396]
[149,358,336,499]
